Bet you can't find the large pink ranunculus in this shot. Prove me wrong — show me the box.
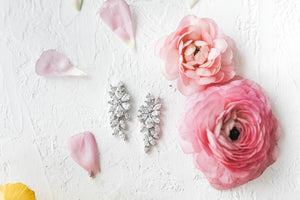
[178,78,281,190]
[155,15,236,96]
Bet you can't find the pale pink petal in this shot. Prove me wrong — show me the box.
[178,131,201,154]
[155,36,168,59]
[221,47,233,66]
[177,15,198,30]
[208,48,220,60]
[213,39,228,53]
[202,18,219,40]
[68,131,100,177]
[194,40,208,47]
[100,0,135,48]
[182,62,195,70]
[162,49,180,80]
[196,67,212,76]
[185,70,199,79]
[197,76,216,85]
[221,65,236,82]
[35,50,86,77]
[177,74,205,96]
[213,71,225,83]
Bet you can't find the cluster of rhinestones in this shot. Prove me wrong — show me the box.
[108,82,131,140]
[138,94,162,152]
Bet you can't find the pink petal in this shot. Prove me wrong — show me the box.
[177,73,205,96]
[68,131,100,177]
[185,70,199,79]
[162,48,180,80]
[35,50,86,77]
[197,76,216,85]
[221,47,233,66]
[155,36,168,59]
[178,131,201,154]
[213,38,228,53]
[208,48,220,60]
[100,0,135,48]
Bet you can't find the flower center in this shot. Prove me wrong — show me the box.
[183,41,209,66]
[229,127,240,141]
[194,47,200,56]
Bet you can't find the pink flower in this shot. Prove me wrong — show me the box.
[155,15,236,96]
[178,77,281,190]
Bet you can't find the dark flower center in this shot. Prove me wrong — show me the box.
[229,127,240,141]
[194,47,200,56]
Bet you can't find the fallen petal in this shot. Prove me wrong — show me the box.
[70,0,83,11]
[190,0,199,8]
[0,183,35,200]
[68,131,100,177]
[35,49,86,77]
[99,0,135,49]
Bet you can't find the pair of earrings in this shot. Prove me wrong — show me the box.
[108,82,162,153]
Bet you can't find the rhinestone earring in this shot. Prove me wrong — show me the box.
[108,82,131,140]
[138,94,162,153]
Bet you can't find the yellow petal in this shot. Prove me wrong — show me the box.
[0,183,35,200]
[0,191,4,200]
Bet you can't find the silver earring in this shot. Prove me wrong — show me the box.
[138,94,162,153]
[108,82,131,140]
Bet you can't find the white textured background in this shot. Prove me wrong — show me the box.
[0,0,299,199]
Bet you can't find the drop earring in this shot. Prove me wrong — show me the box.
[138,94,162,152]
[108,82,131,140]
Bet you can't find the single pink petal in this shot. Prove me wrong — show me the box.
[185,70,199,80]
[177,74,205,96]
[35,50,86,77]
[100,0,135,49]
[196,67,212,76]
[68,131,100,177]
[208,48,220,60]
[213,38,228,53]
[178,131,201,154]
[197,76,216,85]
[182,62,195,70]
[162,48,180,80]
[155,36,168,59]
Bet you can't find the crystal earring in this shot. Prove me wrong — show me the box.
[138,94,162,152]
[108,82,131,140]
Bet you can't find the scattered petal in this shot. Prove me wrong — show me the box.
[35,49,86,77]
[68,131,100,177]
[100,0,135,49]
[70,0,83,11]
[0,183,35,200]
[190,0,199,8]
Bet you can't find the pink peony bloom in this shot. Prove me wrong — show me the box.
[155,15,236,96]
[178,77,281,190]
